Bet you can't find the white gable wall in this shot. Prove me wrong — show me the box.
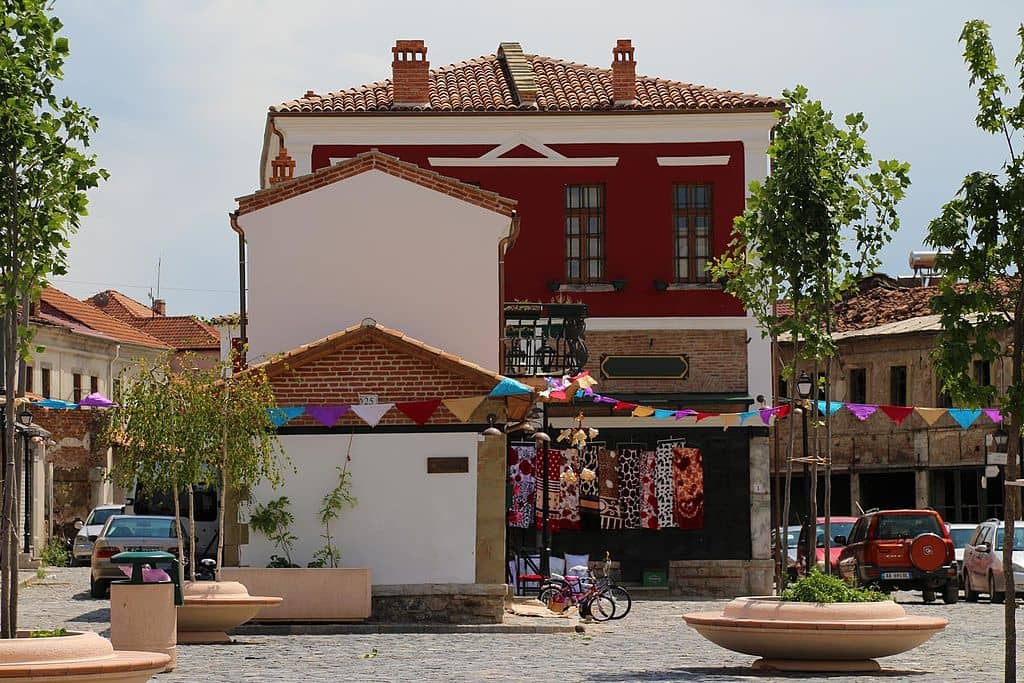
[238,170,509,369]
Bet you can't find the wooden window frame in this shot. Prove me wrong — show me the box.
[972,359,991,387]
[24,365,32,395]
[90,375,99,395]
[889,365,908,406]
[73,372,82,403]
[564,184,605,284]
[41,367,51,399]
[848,368,867,404]
[673,184,713,283]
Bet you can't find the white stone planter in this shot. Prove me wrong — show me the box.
[683,596,948,672]
[220,567,371,622]
[176,581,282,644]
[0,630,168,682]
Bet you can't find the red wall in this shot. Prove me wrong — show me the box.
[311,141,747,317]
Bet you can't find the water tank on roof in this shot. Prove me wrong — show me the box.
[908,251,950,270]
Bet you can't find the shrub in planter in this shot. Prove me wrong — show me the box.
[781,570,888,603]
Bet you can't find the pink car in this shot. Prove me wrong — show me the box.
[795,516,858,575]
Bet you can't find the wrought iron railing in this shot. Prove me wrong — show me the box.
[503,302,588,377]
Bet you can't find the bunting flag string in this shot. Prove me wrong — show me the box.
[350,403,394,428]
[396,399,442,426]
[305,405,350,428]
[442,395,488,423]
[267,406,305,427]
[845,404,878,422]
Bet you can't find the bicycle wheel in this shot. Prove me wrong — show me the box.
[537,584,560,605]
[583,593,616,622]
[604,584,632,619]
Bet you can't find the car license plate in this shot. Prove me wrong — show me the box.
[881,571,912,580]
[126,546,158,552]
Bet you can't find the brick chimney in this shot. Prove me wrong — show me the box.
[611,39,636,106]
[152,298,166,316]
[392,39,430,108]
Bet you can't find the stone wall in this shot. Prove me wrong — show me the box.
[669,559,773,598]
[370,584,506,624]
[33,406,109,525]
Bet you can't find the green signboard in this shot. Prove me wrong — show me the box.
[600,354,689,380]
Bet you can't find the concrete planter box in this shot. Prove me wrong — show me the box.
[684,596,948,672]
[221,567,371,622]
[0,630,168,682]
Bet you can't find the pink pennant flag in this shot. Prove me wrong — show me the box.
[759,408,774,425]
[983,408,1003,423]
[845,403,878,422]
[305,405,350,428]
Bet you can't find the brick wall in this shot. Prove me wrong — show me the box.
[584,329,747,395]
[269,338,505,427]
[34,407,108,523]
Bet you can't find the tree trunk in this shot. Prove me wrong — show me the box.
[823,354,833,574]
[172,482,184,589]
[216,467,226,581]
[187,486,196,582]
[807,358,819,573]
[1003,312,1022,683]
[780,334,799,590]
[2,307,19,637]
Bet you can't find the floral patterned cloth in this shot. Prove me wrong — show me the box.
[558,448,582,530]
[672,446,705,529]
[640,450,660,530]
[507,444,536,528]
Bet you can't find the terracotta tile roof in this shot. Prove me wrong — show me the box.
[271,50,781,114]
[38,288,169,349]
[832,283,938,332]
[131,317,220,350]
[237,150,517,217]
[246,321,510,388]
[86,290,155,321]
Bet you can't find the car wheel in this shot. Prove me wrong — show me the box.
[921,589,936,603]
[942,582,958,604]
[989,573,1005,604]
[964,572,979,602]
[89,576,108,599]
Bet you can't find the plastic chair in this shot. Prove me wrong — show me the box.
[517,554,543,596]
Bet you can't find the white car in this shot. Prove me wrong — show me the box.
[962,519,1024,603]
[946,522,976,586]
[72,504,125,566]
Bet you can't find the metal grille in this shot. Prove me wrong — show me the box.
[504,302,588,377]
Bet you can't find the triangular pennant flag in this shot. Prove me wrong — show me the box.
[632,406,655,418]
[695,412,717,422]
[489,377,532,397]
[948,408,982,430]
[720,413,741,430]
[440,395,487,421]
[33,398,78,410]
[915,407,946,426]
[739,410,759,424]
[573,371,598,390]
[774,405,791,419]
[816,400,843,416]
[267,406,305,427]
[983,408,1004,424]
[845,404,878,422]
[653,409,675,419]
[350,403,394,427]
[880,405,914,425]
[759,408,774,425]
[674,409,697,420]
[613,401,637,412]
[305,405,350,428]
[396,399,442,426]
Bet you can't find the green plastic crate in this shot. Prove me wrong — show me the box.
[642,570,668,587]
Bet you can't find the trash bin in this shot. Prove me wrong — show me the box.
[109,551,181,672]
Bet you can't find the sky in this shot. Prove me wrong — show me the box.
[48,0,1023,318]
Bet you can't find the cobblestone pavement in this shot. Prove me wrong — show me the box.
[17,567,1023,682]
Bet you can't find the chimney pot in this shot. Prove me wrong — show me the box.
[391,39,430,108]
[611,39,637,106]
[152,299,166,316]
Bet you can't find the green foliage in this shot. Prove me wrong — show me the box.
[28,628,68,638]
[310,466,356,568]
[39,537,69,568]
[249,496,298,567]
[780,570,889,603]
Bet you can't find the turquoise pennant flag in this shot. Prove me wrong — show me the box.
[33,398,78,410]
[267,406,305,427]
[816,400,843,416]
[653,409,675,419]
[489,377,532,397]
[948,408,982,430]
[739,410,759,424]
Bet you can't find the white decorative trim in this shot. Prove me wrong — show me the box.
[428,156,619,167]
[327,157,351,165]
[665,282,723,291]
[656,155,731,166]
[585,316,751,331]
[557,283,615,293]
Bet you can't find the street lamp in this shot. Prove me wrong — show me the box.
[796,371,813,575]
[533,427,552,577]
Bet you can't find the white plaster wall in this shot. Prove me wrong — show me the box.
[243,432,479,585]
[239,170,509,369]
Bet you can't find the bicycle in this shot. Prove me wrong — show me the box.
[538,569,616,621]
[538,552,632,620]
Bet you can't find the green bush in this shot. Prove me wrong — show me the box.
[29,628,68,638]
[40,537,70,568]
[781,570,889,603]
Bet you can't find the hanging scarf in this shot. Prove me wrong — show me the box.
[598,448,623,530]
[672,446,705,529]
[617,445,644,529]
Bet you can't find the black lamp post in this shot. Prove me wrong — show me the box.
[796,371,813,575]
[17,406,33,555]
[534,423,552,577]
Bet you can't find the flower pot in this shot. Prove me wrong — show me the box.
[0,630,168,682]
[220,567,371,622]
[683,596,948,672]
[175,581,282,644]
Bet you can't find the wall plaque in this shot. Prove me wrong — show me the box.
[600,354,689,380]
[427,457,469,474]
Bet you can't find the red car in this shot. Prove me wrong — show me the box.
[793,516,857,576]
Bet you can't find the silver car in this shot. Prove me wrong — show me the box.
[72,504,124,566]
[962,519,1024,603]
[946,522,975,587]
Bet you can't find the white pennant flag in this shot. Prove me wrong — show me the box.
[350,403,394,428]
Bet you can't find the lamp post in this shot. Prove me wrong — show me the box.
[796,371,813,575]
[17,406,32,555]
[534,423,552,577]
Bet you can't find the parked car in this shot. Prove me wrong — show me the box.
[71,504,124,566]
[946,522,976,587]
[961,519,1024,604]
[90,515,185,599]
[837,508,958,604]
[795,516,857,576]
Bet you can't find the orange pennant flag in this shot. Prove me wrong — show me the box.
[915,407,945,426]
[631,406,655,418]
[442,395,487,423]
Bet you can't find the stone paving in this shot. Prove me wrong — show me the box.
[17,567,1024,682]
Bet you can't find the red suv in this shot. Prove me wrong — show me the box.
[836,509,958,604]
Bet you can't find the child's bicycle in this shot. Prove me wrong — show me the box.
[537,552,632,620]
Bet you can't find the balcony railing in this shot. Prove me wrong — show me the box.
[503,302,588,377]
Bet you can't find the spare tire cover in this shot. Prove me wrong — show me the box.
[909,533,945,572]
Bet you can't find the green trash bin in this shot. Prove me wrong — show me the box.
[109,551,180,671]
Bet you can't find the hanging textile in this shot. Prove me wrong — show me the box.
[578,442,603,516]
[640,450,660,530]
[672,446,705,529]
[558,448,582,530]
[654,441,680,529]
[508,444,537,528]
[616,445,644,530]
[535,449,565,532]
[598,448,623,530]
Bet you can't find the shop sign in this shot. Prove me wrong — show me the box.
[600,354,689,380]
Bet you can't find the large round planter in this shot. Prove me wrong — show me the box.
[0,630,168,682]
[176,581,282,644]
[683,596,948,672]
